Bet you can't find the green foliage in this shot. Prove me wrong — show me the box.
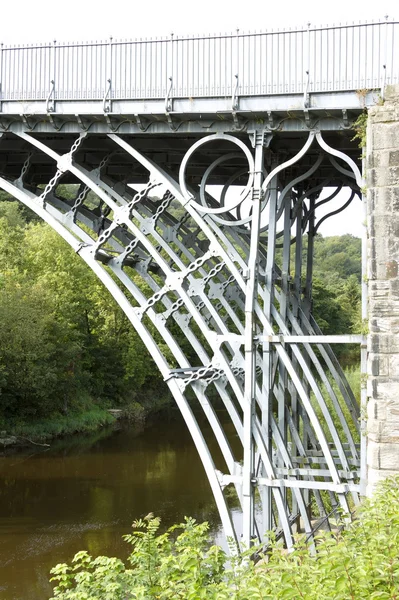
[352,111,368,149]
[0,280,88,418]
[0,200,166,430]
[122,401,146,426]
[11,406,115,441]
[306,235,362,365]
[50,477,399,599]
[312,234,361,284]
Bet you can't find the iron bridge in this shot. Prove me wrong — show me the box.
[0,19,398,550]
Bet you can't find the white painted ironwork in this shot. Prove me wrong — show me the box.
[0,125,365,552]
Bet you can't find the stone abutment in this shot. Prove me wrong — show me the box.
[367,84,399,492]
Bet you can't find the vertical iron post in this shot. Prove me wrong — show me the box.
[278,191,292,499]
[261,160,278,537]
[242,131,264,548]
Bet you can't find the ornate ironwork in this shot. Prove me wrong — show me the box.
[0,127,366,552]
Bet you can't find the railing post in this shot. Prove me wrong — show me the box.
[103,36,113,113]
[46,40,56,112]
[303,22,311,108]
[380,15,389,100]
[109,36,113,102]
[53,39,57,92]
[232,29,239,110]
[165,33,173,112]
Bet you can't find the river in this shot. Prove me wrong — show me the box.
[0,409,236,599]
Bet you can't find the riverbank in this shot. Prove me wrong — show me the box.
[0,406,116,448]
[0,393,174,449]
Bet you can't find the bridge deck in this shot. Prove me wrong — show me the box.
[0,20,398,132]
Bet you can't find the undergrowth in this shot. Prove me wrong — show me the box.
[50,476,399,599]
[8,406,116,442]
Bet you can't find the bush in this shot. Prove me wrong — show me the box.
[50,477,399,599]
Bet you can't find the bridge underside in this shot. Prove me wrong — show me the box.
[0,120,365,551]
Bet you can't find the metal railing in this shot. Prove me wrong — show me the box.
[0,20,398,104]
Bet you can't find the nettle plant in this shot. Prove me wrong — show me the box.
[50,477,399,600]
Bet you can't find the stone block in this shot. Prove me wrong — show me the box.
[369,317,380,332]
[389,354,399,377]
[368,166,399,187]
[386,260,399,279]
[367,334,380,353]
[370,215,391,240]
[388,215,399,241]
[367,441,399,470]
[388,316,399,332]
[390,279,399,298]
[372,380,399,402]
[367,279,390,298]
[368,315,391,334]
[367,333,399,354]
[366,381,399,426]
[387,166,399,186]
[367,440,381,468]
[367,150,390,169]
[367,189,375,213]
[368,280,391,293]
[371,110,397,123]
[388,238,399,259]
[366,398,387,426]
[368,232,376,256]
[368,353,389,377]
[368,332,399,354]
[371,420,399,443]
[383,84,399,101]
[389,150,399,166]
[375,263,399,284]
[392,187,399,210]
[387,407,399,433]
[368,258,377,279]
[371,123,399,150]
[368,297,395,316]
[366,377,375,399]
[369,186,399,215]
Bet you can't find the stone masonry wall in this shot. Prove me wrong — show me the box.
[366,84,399,494]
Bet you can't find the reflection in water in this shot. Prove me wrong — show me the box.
[0,409,235,600]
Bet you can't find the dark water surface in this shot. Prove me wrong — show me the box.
[0,410,229,599]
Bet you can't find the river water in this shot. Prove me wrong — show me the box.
[0,409,234,599]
